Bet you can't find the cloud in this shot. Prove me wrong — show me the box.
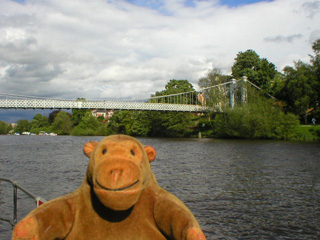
[0,0,319,106]
[302,1,320,18]
[264,34,303,43]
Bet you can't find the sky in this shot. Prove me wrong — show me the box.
[0,0,320,122]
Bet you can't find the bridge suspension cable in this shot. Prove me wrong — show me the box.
[0,78,276,112]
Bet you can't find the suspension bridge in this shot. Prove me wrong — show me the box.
[0,78,258,113]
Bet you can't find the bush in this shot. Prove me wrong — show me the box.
[213,95,300,140]
[293,125,320,141]
[71,127,96,136]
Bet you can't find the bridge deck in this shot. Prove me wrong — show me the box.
[0,99,208,112]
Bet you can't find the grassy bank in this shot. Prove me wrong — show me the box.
[293,125,320,141]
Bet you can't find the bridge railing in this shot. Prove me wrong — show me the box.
[0,98,209,112]
[0,78,271,112]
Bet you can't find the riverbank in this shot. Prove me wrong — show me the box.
[294,125,320,141]
[3,124,320,142]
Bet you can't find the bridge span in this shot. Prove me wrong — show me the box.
[0,78,256,113]
[0,98,209,112]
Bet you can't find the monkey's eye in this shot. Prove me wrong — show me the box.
[102,148,107,155]
[130,150,135,156]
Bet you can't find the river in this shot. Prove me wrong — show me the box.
[0,135,320,239]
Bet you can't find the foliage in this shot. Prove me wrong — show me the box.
[52,111,73,135]
[198,68,232,111]
[15,119,30,133]
[107,79,199,138]
[72,98,91,126]
[107,110,197,138]
[198,68,231,87]
[311,39,320,84]
[71,112,102,136]
[159,112,195,137]
[157,79,195,95]
[213,89,299,140]
[148,79,198,137]
[310,39,320,118]
[29,114,51,133]
[151,79,196,104]
[94,124,110,136]
[48,110,61,124]
[5,39,320,140]
[193,114,215,137]
[0,121,11,134]
[293,125,320,141]
[107,111,151,137]
[280,61,317,123]
[231,49,278,92]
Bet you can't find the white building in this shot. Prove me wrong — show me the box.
[91,109,114,122]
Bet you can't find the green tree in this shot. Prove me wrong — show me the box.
[30,114,50,133]
[231,49,278,92]
[198,68,231,87]
[52,111,73,135]
[151,79,196,104]
[107,111,151,137]
[107,79,198,138]
[198,68,232,111]
[148,79,197,137]
[126,111,151,136]
[0,121,11,134]
[270,72,286,98]
[213,90,299,140]
[15,119,30,133]
[161,79,195,94]
[280,61,317,123]
[48,110,60,124]
[71,112,101,136]
[311,39,320,82]
[310,39,320,118]
[72,98,91,126]
[159,112,195,137]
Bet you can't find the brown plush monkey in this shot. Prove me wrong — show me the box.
[12,134,206,240]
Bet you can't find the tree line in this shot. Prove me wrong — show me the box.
[1,39,319,140]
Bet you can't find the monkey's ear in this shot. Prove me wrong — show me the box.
[144,146,156,163]
[83,141,98,158]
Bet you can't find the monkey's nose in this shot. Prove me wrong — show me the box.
[110,169,122,186]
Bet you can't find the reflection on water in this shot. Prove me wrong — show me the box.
[0,136,320,239]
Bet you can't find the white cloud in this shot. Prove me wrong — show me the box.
[0,0,319,101]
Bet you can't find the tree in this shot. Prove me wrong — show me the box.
[52,111,73,135]
[107,79,198,138]
[151,79,196,104]
[107,111,151,137]
[311,39,320,79]
[30,114,50,133]
[310,39,320,115]
[0,121,11,134]
[280,61,317,123]
[126,111,152,136]
[213,92,299,140]
[71,112,101,136]
[148,79,197,137]
[198,68,232,111]
[159,112,195,137]
[72,98,91,126]
[161,79,195,94]
[48,110,60,124]
[15,119,30,133]
[198,68,231,87]
[231,49,278,92]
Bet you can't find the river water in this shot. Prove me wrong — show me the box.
[0,135,319,239]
